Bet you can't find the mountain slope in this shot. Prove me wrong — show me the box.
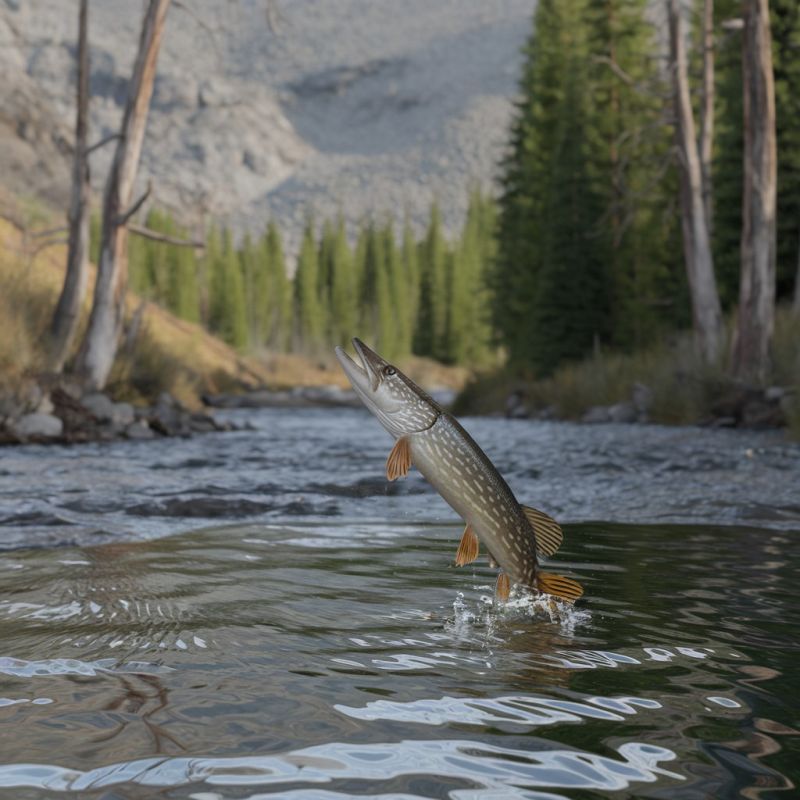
[1,0,536,249]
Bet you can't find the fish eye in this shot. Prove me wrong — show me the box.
[383,365,396,377]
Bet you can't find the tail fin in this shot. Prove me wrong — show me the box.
[537,572,583,603]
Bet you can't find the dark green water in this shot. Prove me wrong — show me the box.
[1,520,798,798]
[1,409,799,797]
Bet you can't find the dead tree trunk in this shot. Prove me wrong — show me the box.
[49,0,90,373]
[699,0,715,234]
[74,0,170,391]
[732,0,777,384]
[667,0,723,363]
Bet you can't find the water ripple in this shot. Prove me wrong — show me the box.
[0,738,683,795]
[335,693,662,727]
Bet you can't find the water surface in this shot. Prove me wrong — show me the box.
[0,410,798,798]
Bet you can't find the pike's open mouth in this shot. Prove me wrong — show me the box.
[335,338,380,393]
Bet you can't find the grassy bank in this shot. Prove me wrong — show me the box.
[0,218,469,410]
[455,311,800,437]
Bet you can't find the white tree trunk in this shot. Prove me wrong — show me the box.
[732,0,777,384]
[74,0,170,391]
[667,0,723,363]
[49,0,90,373]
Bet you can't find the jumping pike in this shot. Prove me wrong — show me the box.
[335,338,583,604]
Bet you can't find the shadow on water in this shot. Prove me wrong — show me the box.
[0,519,798,798]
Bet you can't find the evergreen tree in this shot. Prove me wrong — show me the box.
[415,203,449,360]
[207,227,247,349]
[494,0,610,374]
[585,0,682,348]
[447,188,495,365]
[382,222,411,359]
[264,221,292,351]
[240,232,261,345]
[772,0,800,299]
[329,217,357,345]
[713,0,746,308]
[401,218,421,339]
[293,218,325,351]
[357,221,383,347]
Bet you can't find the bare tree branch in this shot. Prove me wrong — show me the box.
[116,181,152,226]
[129,222,205,248]
[86,133,122,156]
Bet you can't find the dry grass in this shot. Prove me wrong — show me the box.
[456,312,800,436]
[0,218,470,408]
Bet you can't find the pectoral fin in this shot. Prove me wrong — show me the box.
[455,524,479,567]
[537,572,583,603]
[495,572,511,602]
[386,436,412,481]
[522,505,563,557]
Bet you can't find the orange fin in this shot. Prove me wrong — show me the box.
[455,524,479,567]
[537,571,583,603]
[522,505,563,557]
[495,572,511,602]
[385,436,411,481]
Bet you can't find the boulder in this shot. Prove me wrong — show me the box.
[12,412,63,439]
[111,402,135,427]
[582,406,611,424]
[608,402,638,424]
[125,420,156,440]
[80,392,116,422]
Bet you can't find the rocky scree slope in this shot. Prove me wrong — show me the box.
[0,0,536,250]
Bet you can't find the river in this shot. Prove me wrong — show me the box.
[1,408,799,798]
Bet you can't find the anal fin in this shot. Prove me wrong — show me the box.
[537,571,583,603]
[386,436,411,481]
[455,524,479,567]
[522,505,563,557]
[495,572,511,603]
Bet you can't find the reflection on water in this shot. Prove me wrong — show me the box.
[1,520,798,798]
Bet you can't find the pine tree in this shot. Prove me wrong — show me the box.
[240,232,261,345]
[329,216,357,345]
[494,0,610,374]
[294,218,325,351]
[206,227,247,349]
[415,203,449,360]
[264,221,292,351]
[585,0,681,348]
[771,0,800,299]
[382,222,411,359]
[401,218,421,341]
[713,0,746,308]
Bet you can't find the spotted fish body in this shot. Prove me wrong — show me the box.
[335,338,583,603]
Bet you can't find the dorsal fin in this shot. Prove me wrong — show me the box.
[385,436,411,481]
[455,524,479,567]
[522,505,563,557]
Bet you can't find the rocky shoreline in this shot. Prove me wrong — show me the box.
[0,384,233,446]
[504,381,793,430]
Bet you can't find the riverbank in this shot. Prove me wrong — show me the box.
[454,311,800,438]
[0,216,469,445]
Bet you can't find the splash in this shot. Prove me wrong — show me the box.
[448,586,591,642]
